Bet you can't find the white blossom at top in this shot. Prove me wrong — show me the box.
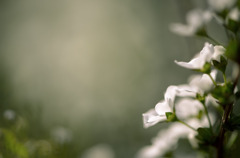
[175,43,214,70]
[175,43,226,70]
[208,0,236,12]
[170,9,212,36]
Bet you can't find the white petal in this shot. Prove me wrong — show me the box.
[142,109,167,128]
[169,23,195,36]
[175,98,203,120]
[155,101,172,116]
[189,70,217,93]
[176,84,198,97]
[175,43,214,70]
[212,45,226,62]
[228,7,240,21]
[164,86,178,107]
[136,145,160,158]
[208,0,236,12]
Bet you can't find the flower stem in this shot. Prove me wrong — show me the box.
[223,73,227,84]
[202,103,213,133]
[178,120,197,132]
[217,64,240,158]
[208,74,217,86]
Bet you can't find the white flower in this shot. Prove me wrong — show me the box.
[205,94,219,107]
[142,109,167,128]
[51,126,72,144]
[81,144,115,158]
[227,7,240,21]
[155,101,172,116]
[3,109,16,120]
[135,145,160,158]
[155,86,179,117]
[175,98,203,120]
[188,69,217,93]
[170,9,212,36]
[137,113,216,158]
[175,43,225,71]
[212,45,226,62]
[208,0,236,12]
[175,43,214,70]
[136,123,194,158]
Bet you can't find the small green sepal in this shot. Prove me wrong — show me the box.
[212,56,227,73]
[165,112,178,122]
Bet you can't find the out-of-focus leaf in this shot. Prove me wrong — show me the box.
[1,129,28,158]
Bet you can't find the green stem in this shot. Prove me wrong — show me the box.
[202,103,213,133]
[208,74,217,86]
[178,120,197,132]
[223,73,227,84]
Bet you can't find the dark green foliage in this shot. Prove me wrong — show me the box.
[225,114,240,131]
[196,128,216,146]
[225,40,240,64]
[211,82,235,105]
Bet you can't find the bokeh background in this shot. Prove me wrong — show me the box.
[0,0,228,157]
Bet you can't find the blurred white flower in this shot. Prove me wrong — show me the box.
[188,70,217,94]
[175,98,203,120]
[175,43,214,70]
[142,109,167,128]
[208,0,236,12]
[227,7,240,21]
[205,94,219,107]
[136,123,193,158]
[138,112,216,157]
[81,144,115,158]
[212,45,226,62]
[51,126,72,144]
[3,109,16,120]
[170,9,212,36]
[135,145,160,158]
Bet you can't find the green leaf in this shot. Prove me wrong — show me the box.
[225,114,240,131]
[225,40,240,64]
[195,128,216,145]
[1,129,29,158]
[227,19,240,34]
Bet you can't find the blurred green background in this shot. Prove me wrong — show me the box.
[0,0,227,157]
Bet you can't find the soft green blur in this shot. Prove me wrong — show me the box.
[0,0,215,157]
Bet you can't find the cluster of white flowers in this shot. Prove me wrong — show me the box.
[138,0,240,156]
[138,42,223,157]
